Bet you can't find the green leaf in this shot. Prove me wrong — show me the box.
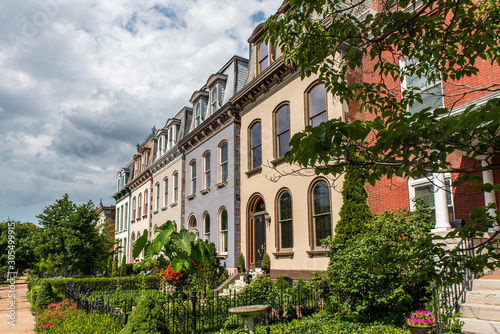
[132,230,149,259]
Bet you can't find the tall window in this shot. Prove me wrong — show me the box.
[115,207,120,230]
[168,127,174,150]
[403,58,444,114]
[144,190,148,215]
[307,83,327,127]
[311,180,332,247]
[203,152,211,189]
[195,103,201,127]
[173,172,178,202]
[132,197,136,219]
[250,121,262,169]
[409,175,454,222]
[211,86,218,113]
[190,161,197,195]
[258,42,269,73]
[219,208,228,254]
[138,193,142,217]
[124,203,128,228]
[219,142,228,182]
[203,213,210,241]
[120,207,124,230]
[275,104,290,158]
[163,178,168,207]
[278,190,293,249]
[155,183,160,210]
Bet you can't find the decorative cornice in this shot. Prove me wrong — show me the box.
[150,148,183,174]
[128,170,152,191]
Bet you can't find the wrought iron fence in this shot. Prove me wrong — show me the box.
[65,279,325,333]
[431,236,476,334]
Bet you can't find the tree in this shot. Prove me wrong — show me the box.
[0,220,41,273]
[265,0,500,284]
[119,295,167,334]
[334,166,373,243]
[35,194,113,276]
[35,280,55,311]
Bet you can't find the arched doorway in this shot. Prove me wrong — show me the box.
[248,195,267,268]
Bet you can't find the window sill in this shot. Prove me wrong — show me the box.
[161,206,168,211]
[136,218,141,222]
[271,157,286,166]
[142,215,148,219]
[217,254,228,259]
[131,220,135,223]
[200,188,210,195]
[215,181,228,189]
[245,166,262,177]
[306,250,329,258]
[170,202,177,208]
[272,251,294,259]
[187,194,196,200]
[153,210,159,215]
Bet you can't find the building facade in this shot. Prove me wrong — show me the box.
[113,160,133,264]
[180,56,249,274]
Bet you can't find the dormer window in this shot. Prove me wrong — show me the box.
[195,103,201,127]
[258,42,269,73]
[211,86,218,113]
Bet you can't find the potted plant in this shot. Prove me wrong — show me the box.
[406,310,436,334]
[237,253,245,273]
[261,252,271,274]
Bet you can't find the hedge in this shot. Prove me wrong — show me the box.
[34,275,162,293]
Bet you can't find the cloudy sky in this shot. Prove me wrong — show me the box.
[0,0,283,224]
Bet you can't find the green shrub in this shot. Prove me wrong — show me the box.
[119,295,167,334]
[261,252,271,268]
[35,280,55,311]
[107,256,112,277]
[237,253,245,272]
[29,285,41,312]
[44,275,161,293]
[51,310,123,334]
[35,299,80,332]
[324,198,434,325]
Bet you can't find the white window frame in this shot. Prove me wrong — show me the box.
[163,178,168,208]
[408,173,455,220]
[211,85,218,114]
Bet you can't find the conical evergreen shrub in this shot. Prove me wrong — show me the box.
[119,296,167,334]
[35,280,54,311]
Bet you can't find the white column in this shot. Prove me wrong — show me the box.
[482,161,499,232]
[432,173,452,232]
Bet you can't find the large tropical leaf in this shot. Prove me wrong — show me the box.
[132,229,149,259]
[171,229,195,255]
[143,243,154,262]
[171,258,189,272]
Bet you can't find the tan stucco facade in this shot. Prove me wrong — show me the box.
[239,70,346,279]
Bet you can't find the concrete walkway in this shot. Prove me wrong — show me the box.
[0,276,36,334]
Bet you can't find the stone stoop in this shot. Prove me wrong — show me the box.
[219,269,265,296]
[461,279,500,334]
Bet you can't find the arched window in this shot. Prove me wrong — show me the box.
[163,177,168,207]
[155,182,160,210]
[144,190,148,215]
[310,180,332,247]
[138,193,142,217]
[258,42,269,73]
[277,190,293,249]
[190,161,197,195]
[219,142,228,182]
[203,152,211,189]
[250,121,262,169]
[203,213,211,241]
[274,104,290,158]
[173,172,179,202]
[219,208,228,254]
[307,83,327,127]
[188,215,198,238]
[132,197,137,219]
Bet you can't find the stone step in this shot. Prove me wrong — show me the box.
[461,303,500,322]
[466,290,500,305]
[462,318,500,334]
[473,279,500,292]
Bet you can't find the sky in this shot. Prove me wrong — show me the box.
[0,0,284,224]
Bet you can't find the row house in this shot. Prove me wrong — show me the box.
[112,160,134,264]
[150,107,192,234]
[128,127,157,261]
[179,56,249,274]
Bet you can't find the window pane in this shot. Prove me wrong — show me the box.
[259,43,268,62]
[409,83,444,114]
[311,112,327,127]
[313,181,330,215]
[279,192,292,221]
[252,145,262,168]
[414,184,435,208]
[220,143,228,162]
[221,231,228,253]
[192,162,197,178]
[251,123,261,147]
[212,87,217,102]
[281,220,293,249]
[276,105,289,133]
[315,214,331,247]
[205,154,211,171]
[220,209,228,230]
[278,131,290,157]
[204,215,210,233]
[221,163,228,182]
[309,84,326,117]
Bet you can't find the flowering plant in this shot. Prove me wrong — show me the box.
[406,310,436,327]
[160,263,185,285]
[35,299,82,332]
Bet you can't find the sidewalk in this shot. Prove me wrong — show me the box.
[0,276,36,334]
